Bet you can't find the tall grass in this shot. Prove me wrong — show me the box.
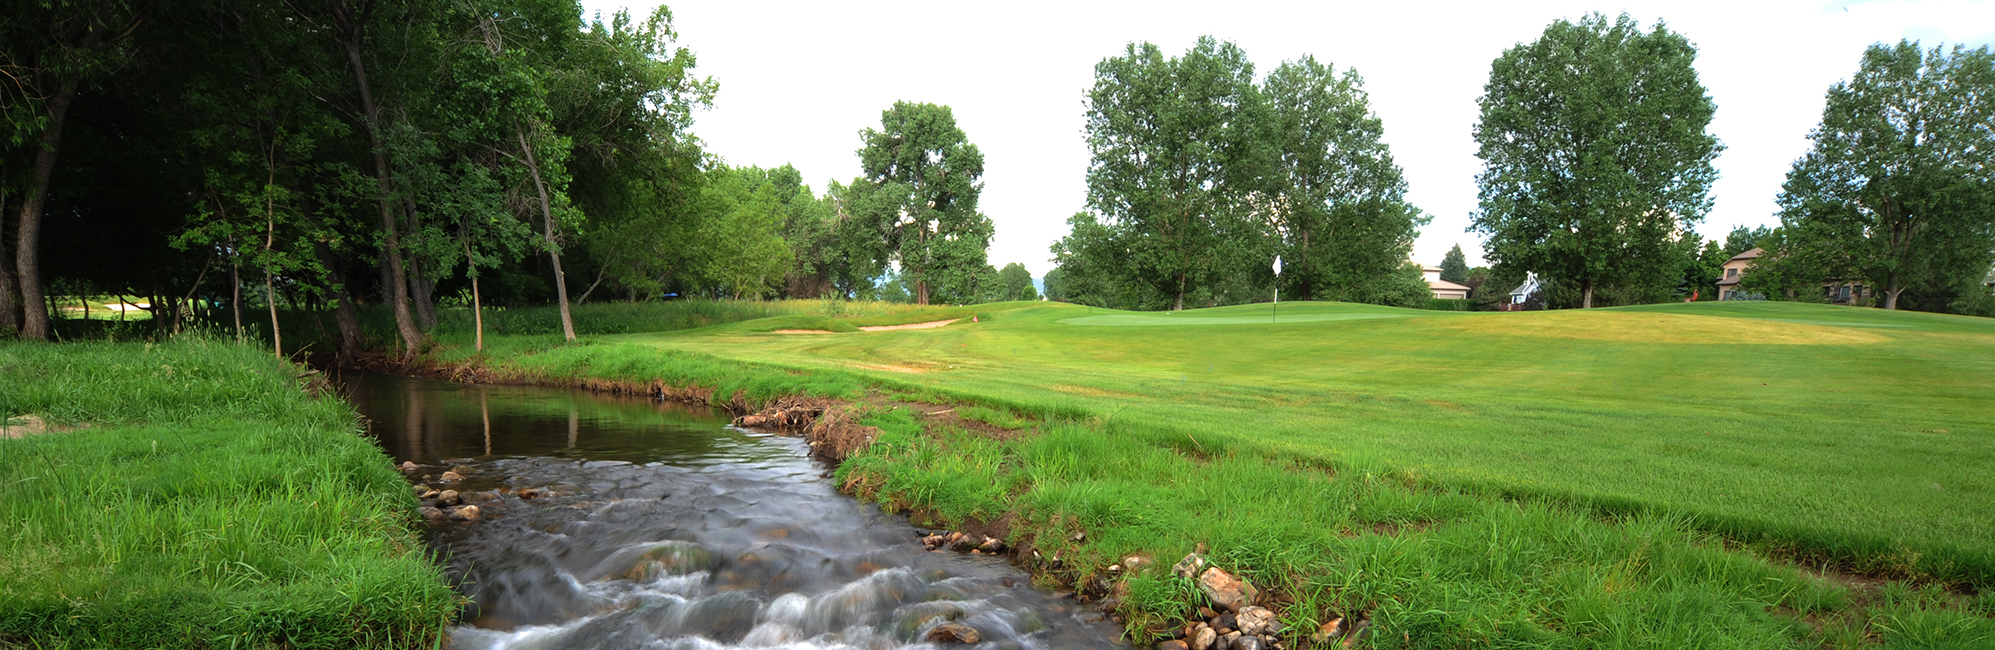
[0,337,456,648]
[838,411,1995,648]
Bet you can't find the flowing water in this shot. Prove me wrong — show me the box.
[339,373,1124,650]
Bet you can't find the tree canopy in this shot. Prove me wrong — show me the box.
[840,102,996,305]
[1756,41,1995,312]
[1050,38,1426,311]
[1470,12,1722,308]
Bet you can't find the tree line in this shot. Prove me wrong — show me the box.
[0,0,1040,358]
[5,5,1990,357]
[1049,14,1994,315]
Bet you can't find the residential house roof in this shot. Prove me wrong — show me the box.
[1429,279,1470,292]
[1727,247,1764,262]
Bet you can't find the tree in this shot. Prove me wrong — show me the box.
[1685,239,1725,300]
[1040,267,1067,302]
[1263,56,1426,304]
[692,165,793,298]
[3,0,146,340]
[1078,38,1264,311]
[1722,225,1774,256]
[557,7,714,308]
[996,262,1037,301]
[843,102,994,305]
[1440,245,1469,284]
[1048,211,1136,308]
[1768,41,1995,311]
[1471,13,1723,308]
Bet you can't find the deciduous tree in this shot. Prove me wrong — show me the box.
[1767,41,1995,311]
[1263,56,1426,303]
[1440,245,1469,285]
[844,102,993,305]
[1078,38,1264,311]
[1471,13,1722,308]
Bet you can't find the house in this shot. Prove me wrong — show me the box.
[1498,272,1541,311]
[1422,266,1470,300]
[1716,247,1872,305]
[1715,248,1762,301]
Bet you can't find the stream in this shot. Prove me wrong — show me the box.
[338,373,1126,650]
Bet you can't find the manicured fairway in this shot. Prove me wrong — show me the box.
[613,301,1995,583]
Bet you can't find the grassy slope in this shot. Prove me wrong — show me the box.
[604,301,1995,584]
[0,339,457,649]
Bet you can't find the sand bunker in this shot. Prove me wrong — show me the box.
[859,319,957,331]
[770,318,959,334]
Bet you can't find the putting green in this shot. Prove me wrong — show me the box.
[1058,311,1417,326]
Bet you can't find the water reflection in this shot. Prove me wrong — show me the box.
[339,373,1124,650]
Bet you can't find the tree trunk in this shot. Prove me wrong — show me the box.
[231,255,243,342]
[517,128,575,341]
[1885,286,1903,310]
[409,255,438,329]
[336,15,426,355]
[1174,272,1187,311]
[464,238,483,352]
[175,257,212,336]
[576,265,608,305]
[16,76,80,342]
[1582,281,1595,309]
[263,196,281,357]
[0,190,17,337]
[315,242,363,361]
[403,198,438,329]
[915,278,929,305]
[265,267,282,357]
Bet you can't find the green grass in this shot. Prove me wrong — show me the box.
[603,301,1995,587]
[356,299,1995,647]
[0,337,457,649]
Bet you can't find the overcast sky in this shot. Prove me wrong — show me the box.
[578,0,1994,275]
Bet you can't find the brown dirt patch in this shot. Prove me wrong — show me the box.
[852,363,930,374]
[1,414,60,439]
[859,319,957,331]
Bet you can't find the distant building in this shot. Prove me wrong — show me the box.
[1716,247,1873,305]
[1715,248,1762,301]
[1422,266,1470,300]
[1500,272,1541,311]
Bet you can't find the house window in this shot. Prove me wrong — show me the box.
[1726,268,1738,278]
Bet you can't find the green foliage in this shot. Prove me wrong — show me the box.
[1763,40,1995,312]
[1055,40,1426,312]
[1069,37,1265,312]
[841,102,996,306]
[1683,239,1727,301]
[689,165,797,298]
[0,337,456,647]
[995,263,1039,302]
[1423,298,1474,311]
[1723,225,1774,257]
[1264,56,1428,305]
[1472,13,1723,308]
[1439,245,1470,285]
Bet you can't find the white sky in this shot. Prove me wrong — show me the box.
[579,0,1995,275]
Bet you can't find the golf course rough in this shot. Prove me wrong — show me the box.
[425,300,1995,647]
[0,337,459,648]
